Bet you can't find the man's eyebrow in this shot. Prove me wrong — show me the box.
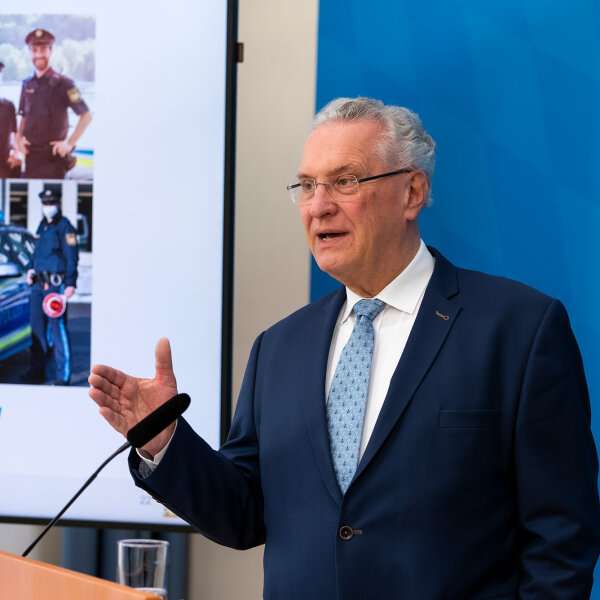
[296,164,362,180]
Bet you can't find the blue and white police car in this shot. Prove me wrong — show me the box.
[0,224,35,361]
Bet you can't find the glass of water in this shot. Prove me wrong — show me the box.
[117,538,169,600]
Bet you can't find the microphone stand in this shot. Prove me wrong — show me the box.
[22,393,190,558]
[22,441,131,557]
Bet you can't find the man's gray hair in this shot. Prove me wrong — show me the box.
[312,97,436,207]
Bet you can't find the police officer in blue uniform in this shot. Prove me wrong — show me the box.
[21,189,78,385]
[16,29,92,179]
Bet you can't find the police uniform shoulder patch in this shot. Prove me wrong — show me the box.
[66,233,77,246]
[67,87,81,103]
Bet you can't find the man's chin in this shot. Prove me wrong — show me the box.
[314,256,347,283]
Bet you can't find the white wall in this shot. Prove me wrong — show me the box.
[0,524,61,565]
[188,0,318,597]
[0,0,318,598]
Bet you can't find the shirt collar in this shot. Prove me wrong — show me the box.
[340,239,435,323]
[35,67,55,81]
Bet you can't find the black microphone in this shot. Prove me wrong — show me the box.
[127,392,191,448]
[22,393,191,557]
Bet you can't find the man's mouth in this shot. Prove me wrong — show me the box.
[318,232,347,241]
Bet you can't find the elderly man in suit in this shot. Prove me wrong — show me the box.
[90,97,600,599]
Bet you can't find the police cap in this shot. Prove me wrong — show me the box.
[25,29,55,46]
[39,189,61,204]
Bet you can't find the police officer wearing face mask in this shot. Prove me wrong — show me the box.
[21,189,78,385]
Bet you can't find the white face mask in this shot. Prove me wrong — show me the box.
[42,204,59,219]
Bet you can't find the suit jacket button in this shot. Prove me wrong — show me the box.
[339,526,354,540]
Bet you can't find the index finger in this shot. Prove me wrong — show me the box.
[90,363,129,388]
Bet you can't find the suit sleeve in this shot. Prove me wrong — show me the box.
[129,333,266,550]
[516,299,600,598]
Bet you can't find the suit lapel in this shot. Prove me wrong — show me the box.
[299,288,346,504]
[353,249,462,483]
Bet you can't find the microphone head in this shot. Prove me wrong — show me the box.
[126,393,190,448]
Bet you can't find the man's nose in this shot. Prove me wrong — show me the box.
[309,183,336,217]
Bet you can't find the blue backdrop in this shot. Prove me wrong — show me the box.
[312,0,600,594]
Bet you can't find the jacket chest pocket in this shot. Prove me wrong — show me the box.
[42,229,61,253]
[24,90,37,114]
[27,87,53,117]
[51,231,62,252]
[438,409,499,429]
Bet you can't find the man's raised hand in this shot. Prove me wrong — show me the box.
[88,338,178,457]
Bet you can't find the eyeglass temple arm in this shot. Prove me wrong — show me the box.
[357,169,412,184]
[287,169,412,190]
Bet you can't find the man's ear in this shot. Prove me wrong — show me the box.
[404,171,428,221]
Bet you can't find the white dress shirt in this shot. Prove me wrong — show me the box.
[325,240,434,459]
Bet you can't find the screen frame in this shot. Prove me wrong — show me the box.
[0,0,238,533]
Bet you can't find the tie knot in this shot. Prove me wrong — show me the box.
[353,298,386,321]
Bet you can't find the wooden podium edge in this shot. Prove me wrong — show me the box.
[0,549,162,599]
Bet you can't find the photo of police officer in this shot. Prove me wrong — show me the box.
[0,62,21,178]
[16,28,93,180]
[20,189,79,385]
[0,16,93,386]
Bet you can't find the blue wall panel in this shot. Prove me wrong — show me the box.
[313,1,600,594]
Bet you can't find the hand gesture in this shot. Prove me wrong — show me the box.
[50,140,73,157]
[7,152,22,168]
[88,338,178,457]
[18,136,30,155]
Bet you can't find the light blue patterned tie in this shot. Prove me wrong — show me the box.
[327,298,386,493]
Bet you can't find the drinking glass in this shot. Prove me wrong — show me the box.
[117,538,169,600]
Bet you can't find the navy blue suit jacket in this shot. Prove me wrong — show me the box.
[131,248,600,599]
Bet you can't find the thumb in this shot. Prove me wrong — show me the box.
[155,337,174,379]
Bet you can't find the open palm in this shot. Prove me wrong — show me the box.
[89,337,178,457]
